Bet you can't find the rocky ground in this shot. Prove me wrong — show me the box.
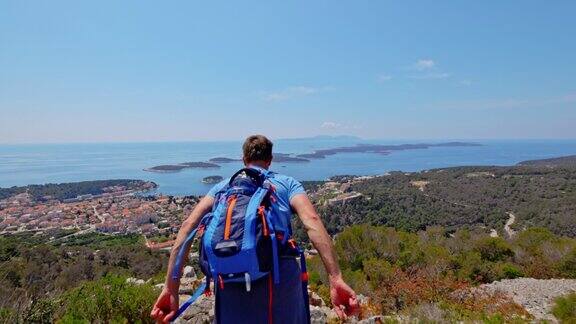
[479,278,576,322]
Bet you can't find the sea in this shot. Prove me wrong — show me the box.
[1,138,575,196]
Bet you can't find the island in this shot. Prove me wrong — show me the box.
[144,162,220,173]
[296,142,481,159]
[208,157,241,163]
[202,175,224,184]
[273,153,310,163]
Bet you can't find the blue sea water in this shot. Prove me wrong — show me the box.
[0,139,575,196]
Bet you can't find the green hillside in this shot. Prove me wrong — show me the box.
[308,163,576,237]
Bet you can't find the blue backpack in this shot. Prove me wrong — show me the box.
[171,167,311,322]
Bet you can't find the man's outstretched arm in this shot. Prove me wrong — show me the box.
[290,194,359,319]
[151,195,214,324]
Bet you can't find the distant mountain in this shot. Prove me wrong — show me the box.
[208,157,241,163]
[279,135,363,141]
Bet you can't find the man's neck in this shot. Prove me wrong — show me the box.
[247,162,269,170]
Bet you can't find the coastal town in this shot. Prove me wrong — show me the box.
[0,175,370,246]
[0,181,198,237]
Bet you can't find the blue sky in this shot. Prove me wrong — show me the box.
[1,0,575,143]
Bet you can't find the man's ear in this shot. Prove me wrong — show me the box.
[265,157,272,168]
[243,157,249,166]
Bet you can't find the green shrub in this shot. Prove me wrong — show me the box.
[362,258,396,290]
[342,268,370,296]
[23,298,58,323]
[316,284,332,308]
[0,308,16,323]
[455,251,484,282]
[473,237,514,262]
[57,274,158,323]
[335,225,401,271]
[514,228,555,255]
[498,263,524,279]
[552,293,576,323]
[307,255,327,285]
[558,248,576,278]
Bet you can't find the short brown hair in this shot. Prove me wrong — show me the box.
[243,135,273,162]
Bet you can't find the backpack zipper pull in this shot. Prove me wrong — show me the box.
[245,273,251,292]
[218,274,225,290]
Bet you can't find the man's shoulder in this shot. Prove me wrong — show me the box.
[269,172,305,199]
[206,178,230,197]
[215,177,231,189]
[220,177,231,185]
[269,172,299,185]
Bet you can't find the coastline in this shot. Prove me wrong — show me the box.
[3,154,575,237]
[2,140,576,196]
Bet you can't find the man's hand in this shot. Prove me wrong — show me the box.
[330,275,359,319]
[151,288,179,323]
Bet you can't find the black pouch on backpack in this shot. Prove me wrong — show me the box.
[256,220,273,272]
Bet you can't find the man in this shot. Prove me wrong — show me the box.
[151,135,359,323]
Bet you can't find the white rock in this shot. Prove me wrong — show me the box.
[480,277,576,321]
[183,265,196,279]
[126,277,145,285]
[310,305,328,324]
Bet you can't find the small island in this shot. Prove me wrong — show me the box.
[273,153,310,163]
[144,162,220,173]
[209,157,241,163]
[202,175,224,184]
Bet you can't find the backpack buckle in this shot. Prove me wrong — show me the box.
[245,273,251,292]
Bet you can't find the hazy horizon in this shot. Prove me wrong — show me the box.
[3,136,576,146]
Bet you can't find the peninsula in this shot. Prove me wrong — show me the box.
[517,155,576,167]
[0,179,156,202]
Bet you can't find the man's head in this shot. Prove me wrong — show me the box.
[242,135,273,168]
